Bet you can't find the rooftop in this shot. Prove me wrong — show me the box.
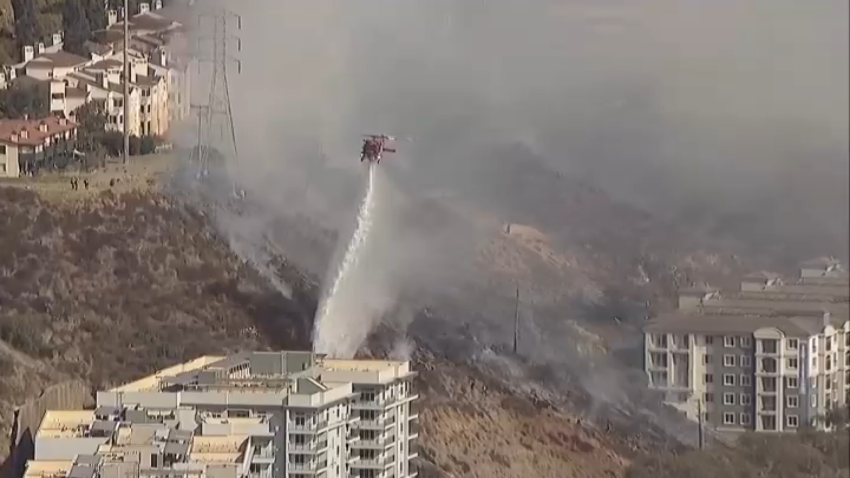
[26,51,90,69]
[110,356,224,392]
[36,411,95,439]
[24,460,74,478]
[0,116,77,147]
[645,310,848,336]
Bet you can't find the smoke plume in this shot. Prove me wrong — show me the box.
[189,0,848,391]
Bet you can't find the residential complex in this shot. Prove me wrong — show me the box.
[0,116,78,177]
[24,352,420,478]
[0,2,191,177]
[644,258,850,433]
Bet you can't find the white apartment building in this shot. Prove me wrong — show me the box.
[84,351,420,478]
[644,261,850,434]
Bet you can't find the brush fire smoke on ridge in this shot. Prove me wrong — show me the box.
[211,0,847,263]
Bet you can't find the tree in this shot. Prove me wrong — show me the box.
[84,0,108,32]
[0,82,48,119]
[62,0,92,57]
[74,100,108,152]
[11,0,39,50]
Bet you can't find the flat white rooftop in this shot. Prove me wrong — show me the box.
[24,460,73,478]
[37,411,96,439]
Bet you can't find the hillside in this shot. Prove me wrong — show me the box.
[0,184,317,458]
[0,173,649,478]
[0,153,847,478]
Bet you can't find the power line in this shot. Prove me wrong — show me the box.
[193,6,241,188]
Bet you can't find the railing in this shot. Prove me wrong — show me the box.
[288,461,326,471]
[289,440,327,452]
[254,447,275,459]
[289,420,328,432]
[354,457,382,467]
[353,437,390,448]
[352,400,387,409]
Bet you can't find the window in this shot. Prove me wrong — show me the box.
[724,355,736,367]
[740,393,752,405]
[723,393,736,405]
[705,336,714,345]
[704,374,714,384]
[787,339,799,350]
[740,374,752,387]
[704,393,714,403]
[703,354,712,365]
[723,412,736,425]
[812,340,818,354]
[724,374,736,386]
[0,163,5,173]
[786,415,799,428]
[724,336,736,348]
[761,339,778,354]
[812,357,818,368]
[787,395,799,408]
[740,337,752,348]
[0,145,6,154]
[826,336,832,352]
[786,377,798,389]
[787,358,798,369]
[740,355,752,367]
[740,413,752,425]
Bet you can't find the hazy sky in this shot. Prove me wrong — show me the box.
[199,0,848,259]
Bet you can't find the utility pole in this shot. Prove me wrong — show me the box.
[194,6,241,188]
[513,285,520,354]
[698,399,705,450]
[122,0,130,164]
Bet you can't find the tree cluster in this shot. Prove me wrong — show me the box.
[73,101,161,167]
[62,0,108,57]
[11,0,42,49]
[0,81,48,119]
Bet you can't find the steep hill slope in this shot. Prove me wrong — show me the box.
[0,186,316,459]
[0,181,645,478]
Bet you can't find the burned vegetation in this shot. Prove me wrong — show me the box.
[0,186,316,456]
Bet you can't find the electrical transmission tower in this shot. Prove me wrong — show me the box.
[192,6,242,189]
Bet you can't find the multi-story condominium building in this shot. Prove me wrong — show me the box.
[68,351,420,478]
[644,261,850,434]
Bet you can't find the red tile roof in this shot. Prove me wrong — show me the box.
[0,117,78,147]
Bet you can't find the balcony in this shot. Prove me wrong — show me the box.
[351,437,391,449]
[289,440,328,453]
[253,446,275,459]
[288,460,327,472]
[350,457,384,469]
[352,399,388,410]
[288,421,328,433]
[354,416,395,430]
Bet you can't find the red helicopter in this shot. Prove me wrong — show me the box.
[360,134,396,164]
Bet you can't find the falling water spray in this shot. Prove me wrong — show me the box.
[312,162,380,357]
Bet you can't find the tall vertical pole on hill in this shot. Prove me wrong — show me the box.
[195,7,241,190]
[698,398,705,449]
[513,285,520,354]
[123,0,130,164]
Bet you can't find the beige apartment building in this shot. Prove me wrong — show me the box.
[644,260,850,433]
[26,352,420,478]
